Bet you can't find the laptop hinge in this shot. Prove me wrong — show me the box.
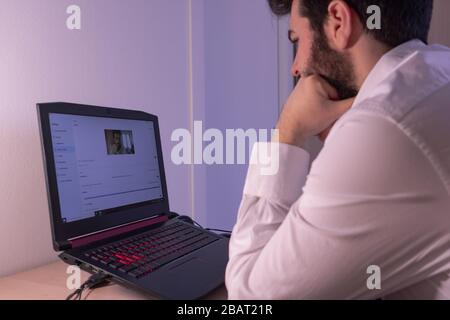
[58,240,72,251]
[68,215,169,249]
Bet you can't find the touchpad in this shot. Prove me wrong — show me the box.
[149,256,226,299]
[169,257,207,272]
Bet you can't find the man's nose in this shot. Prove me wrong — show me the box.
[291,63,301,78]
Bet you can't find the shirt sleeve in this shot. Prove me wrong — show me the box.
[225,111,449,300]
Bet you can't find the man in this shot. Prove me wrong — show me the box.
[225,0,450,299]
[110,130,125,155]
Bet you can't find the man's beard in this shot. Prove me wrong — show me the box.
[304,32,359,100]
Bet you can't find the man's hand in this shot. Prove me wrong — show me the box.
[275,74,355,148]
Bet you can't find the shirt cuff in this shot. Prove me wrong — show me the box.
[243,142,310,206]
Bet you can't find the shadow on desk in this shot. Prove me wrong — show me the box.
[0,260,228,300]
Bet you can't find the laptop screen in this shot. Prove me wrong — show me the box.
[49,113,164,223]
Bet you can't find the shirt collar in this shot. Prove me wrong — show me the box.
[353,39,427,107]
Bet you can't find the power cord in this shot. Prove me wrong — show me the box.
[175,215,205,229]
[172,213,232,238]
[66,272,112,300]
[205,228,232,234]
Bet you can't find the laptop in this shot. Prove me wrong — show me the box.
[37,102,229,300]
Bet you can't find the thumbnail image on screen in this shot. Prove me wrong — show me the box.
[105,130,135,155]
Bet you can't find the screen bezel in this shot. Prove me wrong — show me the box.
[37,102,170,248]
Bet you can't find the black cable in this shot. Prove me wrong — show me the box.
[66,272,112,300]
[193,221,204,229]
[173,214,231,236]
[173,214,204,229]
[205,228,232,234]
[206,228,232,239]
[66,287,83,301]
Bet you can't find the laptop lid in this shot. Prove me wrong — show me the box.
[37,102,170,251]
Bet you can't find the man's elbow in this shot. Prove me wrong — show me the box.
[225,267,248,300]
[225,262,256,300]
[225,263,278,300]
[225,279,261,300]
[226,279,285,300]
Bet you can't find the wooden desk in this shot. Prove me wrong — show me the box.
[0,260,228,300]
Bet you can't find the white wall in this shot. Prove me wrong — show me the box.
[199,0,280,230]
[429,0,450,47]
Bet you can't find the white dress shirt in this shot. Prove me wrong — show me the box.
[225,40,450,299]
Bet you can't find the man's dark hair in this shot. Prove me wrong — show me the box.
[268,0,434,48]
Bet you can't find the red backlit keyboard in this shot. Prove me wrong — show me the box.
[84,222,218,278]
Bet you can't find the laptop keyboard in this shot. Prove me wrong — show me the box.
[83,222,218,279]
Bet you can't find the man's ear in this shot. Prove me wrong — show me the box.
[324,0,359,50]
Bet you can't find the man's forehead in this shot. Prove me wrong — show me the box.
[289,0,301,29]
[291,0,300,15]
